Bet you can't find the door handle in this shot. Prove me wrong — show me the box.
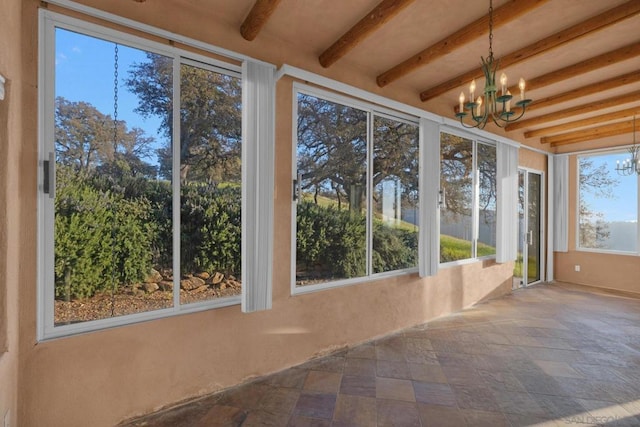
[527,230,533,245]
[43,152,55,199]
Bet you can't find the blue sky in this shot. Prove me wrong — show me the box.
[581,152,638,223]
[55,28,165,164]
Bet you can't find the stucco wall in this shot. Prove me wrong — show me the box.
[0,0,29,425]
[10,2,517,426]
[554,155,640,294]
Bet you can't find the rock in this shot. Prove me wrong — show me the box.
[209,272,225,285]
[192,285,209,293]
[190,276,206,287]
[160,268,173,280]
[219,282,228,290]
[145,268,163,283]
[131,283,145,296]
[143,282,159,293]
[181,276,206,290]
[158,281,173,291]
[195,272,210,280]
[180,279,194,290]
[228,280,241,288]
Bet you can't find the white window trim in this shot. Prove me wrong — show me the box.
[438,130,498,266]
[38,10,273,340]
[290,84,420,295]
[575,150,640,256]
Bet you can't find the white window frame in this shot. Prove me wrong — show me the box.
[438,127,498,267]
[576,150,640,256]
[291,84,420,295]
[38,11,273,340]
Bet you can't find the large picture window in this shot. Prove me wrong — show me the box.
[294,89,419,290]
[40,15,245,337]
[578,152,638,253]
[440,132,497,263]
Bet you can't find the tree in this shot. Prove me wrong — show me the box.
[578,157,618,248]
[55,97,112,171]
[55,97,156,178]
[440,133,474,217]
[125,54,242,184]
[296,94,419,212]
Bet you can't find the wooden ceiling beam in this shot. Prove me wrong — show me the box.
[240,0,283,41]
[526,71,640,112]
[525,106,640,138]
[508,42,640,97]
[422,0,640,102]
[505,90,640,131]
[376,0,547,88]
[546,120,639,147]
[319,0,415,68]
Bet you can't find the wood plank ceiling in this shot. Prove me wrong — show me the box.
[239,0,640,151]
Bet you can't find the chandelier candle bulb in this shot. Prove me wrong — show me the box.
[519,78,526,100]
[506,90,511,112]
[476,96,483,116]
[470,79,476,102]
[459,92,465,112]
[500,73,507,96]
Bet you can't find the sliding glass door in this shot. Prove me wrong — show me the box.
[514,170,543,288]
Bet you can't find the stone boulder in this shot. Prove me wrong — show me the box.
[158,281,173,291]
[145,268,163,283]
[180,276,206,291]
[195,272,210,280]
[143,282,159,293]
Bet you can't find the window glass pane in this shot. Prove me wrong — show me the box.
[579,153,637,252]
[372,116,419,273]
[477,143,497,256]
[440,133,473,263]
[179,64,242,304]
[54,29,173,324]
[295,93,368,286]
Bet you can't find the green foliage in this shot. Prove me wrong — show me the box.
[296,201,418,280]
[439,234,495,263]
[296,201,366,279]
[54,166,154,299]
[180,184,241,277]
[372,223,417,273]
[54,164,245,299]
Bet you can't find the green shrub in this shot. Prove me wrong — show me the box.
[296,201,418,280]
[296,201,366,279]
[180,184,241,277]
[372,223,417,273]
[54,166,154,299]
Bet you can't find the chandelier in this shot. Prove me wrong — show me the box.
[455,0,532,129]
[615,116,639,176]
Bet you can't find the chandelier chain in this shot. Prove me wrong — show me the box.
[113,43,119,144]
[488,0,494,59]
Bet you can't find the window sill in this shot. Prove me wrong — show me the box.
[291,268,419,296]
[40,295,241,341]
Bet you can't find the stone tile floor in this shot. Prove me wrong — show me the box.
[122,283,640,426]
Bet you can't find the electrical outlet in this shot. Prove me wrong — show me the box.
[574,265,581,272]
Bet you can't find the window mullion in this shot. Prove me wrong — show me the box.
[637,172,640,255]
[366,112,374,277]
[172,57,181,311]
[472,141,479,258]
